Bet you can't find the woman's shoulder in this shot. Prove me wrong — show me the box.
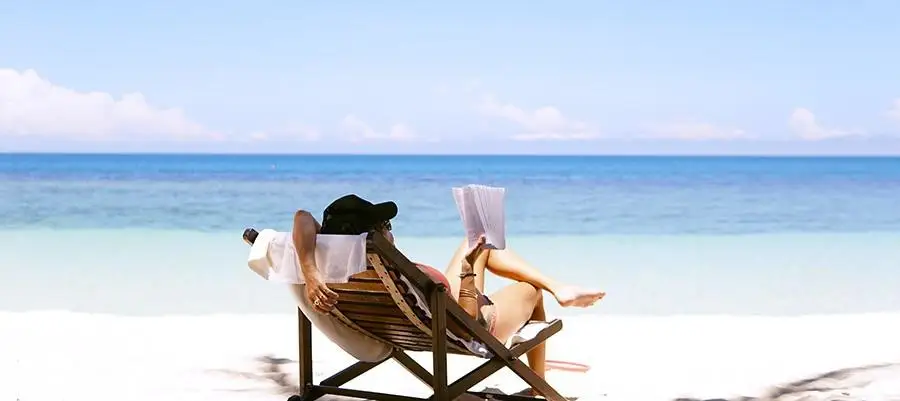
[414,263,450,288]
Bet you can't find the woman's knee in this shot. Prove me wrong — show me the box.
[517,282,542,305]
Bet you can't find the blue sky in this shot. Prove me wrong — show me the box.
[1,0,900,154]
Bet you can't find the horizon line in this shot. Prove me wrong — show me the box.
[2,151,900,158]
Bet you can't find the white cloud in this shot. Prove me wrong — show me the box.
[887,99,900,123]
[0,68,216,140]
[477,94,597,141]
[339,114,418,141]
[643,121,748,141]
[248,123,320,142]
[788,108,862,140]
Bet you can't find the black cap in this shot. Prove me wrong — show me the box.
[320,194,398,235]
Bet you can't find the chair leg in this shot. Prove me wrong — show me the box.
[430,288,450,401]
[450,319,567,401]
[506,358,566,401]
[447,358,505,399]
[320,359,387,387]
[295,308,319,401]
[287,393,321,401]
[393,349,434,387]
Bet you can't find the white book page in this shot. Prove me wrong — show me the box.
[454,186,485,249]
[452,185,506,250]
[473,185,506,249]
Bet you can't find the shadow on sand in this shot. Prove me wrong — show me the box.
[212,355,301,395]
[673,362,899,401]
[213,356,899,401]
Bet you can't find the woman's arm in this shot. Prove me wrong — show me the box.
[457,236,487,320]
[292,209,338,313]
[292,209,321,279]
[457,260,481,320]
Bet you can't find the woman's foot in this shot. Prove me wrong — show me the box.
[551,285,605,308]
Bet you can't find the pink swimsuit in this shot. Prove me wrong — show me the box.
[414,263,499,336]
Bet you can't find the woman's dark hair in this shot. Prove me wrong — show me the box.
[243,228,259,245]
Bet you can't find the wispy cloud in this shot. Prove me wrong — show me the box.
[339,114,419,142]
[0,68,218,141]
[477,94,598,141]
[788,108,863,141]
[642,121,748,141]
[248,123,320,142]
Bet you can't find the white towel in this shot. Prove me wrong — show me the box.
[247,230,369,284]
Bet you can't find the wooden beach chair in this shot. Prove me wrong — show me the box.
[288,231,567,401]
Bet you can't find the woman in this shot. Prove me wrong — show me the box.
[293,195,606,391]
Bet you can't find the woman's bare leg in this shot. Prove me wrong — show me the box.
[484,248,561,293]
[489,282,547,388]
[445,240,605,307]
[487,247,605,307]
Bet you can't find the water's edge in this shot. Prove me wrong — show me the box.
[4,230,898,317]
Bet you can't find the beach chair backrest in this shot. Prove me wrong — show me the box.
[325,232,478,354]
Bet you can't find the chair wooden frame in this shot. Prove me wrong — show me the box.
[287,231,566,401]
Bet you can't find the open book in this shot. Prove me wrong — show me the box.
[452,184,507,250]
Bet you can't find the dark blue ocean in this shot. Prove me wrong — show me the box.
[2,154,899,235]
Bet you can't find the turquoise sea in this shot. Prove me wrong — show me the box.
[1,154,898,316]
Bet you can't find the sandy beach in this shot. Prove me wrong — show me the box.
[3,310,899,401]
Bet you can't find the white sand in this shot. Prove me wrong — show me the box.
[2,311,900,401]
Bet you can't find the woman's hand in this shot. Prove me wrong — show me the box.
[304,272,339,314]
[464,235,488,267]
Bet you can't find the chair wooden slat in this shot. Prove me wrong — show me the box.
[360,326,424,339]
[342,313,416,326]
[330,292,396,306]
[347,269,382,282]
[334,303,407,318]
[356,319,418,332]
[329,281,392,293]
